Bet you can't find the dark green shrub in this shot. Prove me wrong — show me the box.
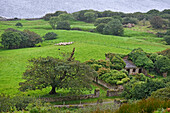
[151,87,170,100]
[71,27,82,31]
[15,22,23,27]
[155,55,170,73]
[164,35,170,45]
[1,31,22,49]
[43,32,57,40]
[150,16,164,29]
[122,79,165,100]
[122,17,138,24]
[84,12,98,23]
[96,23,106,33]
[94,17,113,26]
[58,13,74,21]
[0,94,34,112]
[103,19,124,36]
[156,32,166,37]
[56,21,71,30]
[23,30,43,47]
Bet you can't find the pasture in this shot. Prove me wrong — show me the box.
[0,19,169,96]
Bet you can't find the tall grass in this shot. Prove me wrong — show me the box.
[115,98,170,113]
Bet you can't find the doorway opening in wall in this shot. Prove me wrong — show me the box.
[133,68,136,72]
[139,68,142,73]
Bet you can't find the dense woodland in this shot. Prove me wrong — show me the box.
[0,9,170,113]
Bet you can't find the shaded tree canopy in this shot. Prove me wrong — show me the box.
[19,50,97,95]
[103,19,124,36]
[1,28,42,49]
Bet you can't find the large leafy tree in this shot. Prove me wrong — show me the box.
[49,17,60,29]
[103,19,124,36]
[84,12,98,23]
[150,16,164,29]
[19,50,97,94]
[1,31,22,49]
[154,55,170,73]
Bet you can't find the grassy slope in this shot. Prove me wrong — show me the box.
[0,19,169,96]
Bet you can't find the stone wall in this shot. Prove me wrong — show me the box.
[41,89,100,102]
[106,88,123,97]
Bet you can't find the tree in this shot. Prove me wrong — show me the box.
[56,21,71,30]
[150,16,164,29]
[15,22,23,27]
[58,13,74,21]
[19,49,97,94]
[96,23,106,33]
[128,48,154,70]
[103,19,124,36]
[122,17,138,24]
[49,17,60,29]
[164,35,170,45]
[84,12,98,23]
[1,31,22,49]
[155,55,170,73]
[122,79,165,100]
[147,9,160,15]
[43,32,57,40]
[151,87,170,100]
[94,17,113,26]
[23,30,43,47]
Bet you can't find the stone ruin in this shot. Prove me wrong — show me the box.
[55,42,74,46]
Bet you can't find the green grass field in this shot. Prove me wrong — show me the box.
[0,19,169,96]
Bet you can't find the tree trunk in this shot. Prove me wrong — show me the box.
[49,86,56,94]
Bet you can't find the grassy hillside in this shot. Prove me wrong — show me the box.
[0,19,169,96]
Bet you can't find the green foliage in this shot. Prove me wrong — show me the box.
[151,87,170,100]
[150,53,159,63]
[122,79,165,100]
[15,22,23,27]
[84,12,98,23]
[147,9,160,15]
[115,98,170,113]
[99,70,128,85]
[23,30,43,47]
[157,48,170,59]
[19,56,97,95]
[56,21,71,30]
[1,31,22,49]
[150,16,164,29]
[164,35,170,45]
[0,94,34,112]
[128,48,154,69]
[94,17,113,26]
[49,17,60,29]
[58,13,74,21]
[110,55,126,70]
[43,32,57,40]
[122,17,138,24]
[116,81,124,85]
[96,23,106,34]
[103,19,124,36]
[43,11,67,21]
[1,28,42,49]
[155,55,170,73]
